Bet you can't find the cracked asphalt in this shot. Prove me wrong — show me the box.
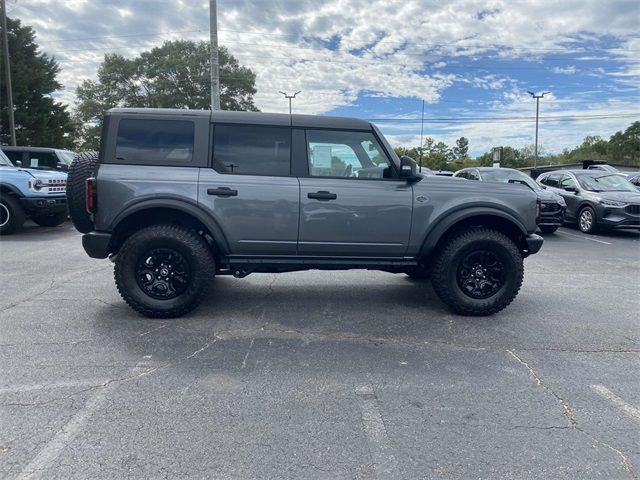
[1,222,639,479]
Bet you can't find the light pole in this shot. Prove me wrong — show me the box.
[1,0,16,145]
[279,91,301,115]
[209,0,220,110]
[527,90,550,168]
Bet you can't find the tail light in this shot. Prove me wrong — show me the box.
[86,177,96,213]
[535,200,541,224]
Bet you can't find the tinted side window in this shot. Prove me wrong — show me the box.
[213,125,291,176]
[116,119,194,164]
[560,175,577,189]
[545,174,561,187]
[4,151,23,165]
[467,170,480,181]
[306,130,392,179]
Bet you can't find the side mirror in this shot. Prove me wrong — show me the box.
[57,162,69,172]
[564,186,577,192]
[15,160,22,167]
[399,156,419,181]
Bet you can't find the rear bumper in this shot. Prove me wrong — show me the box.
[20,196,66,215]
[82,231,112,258]
[524,233,544,255]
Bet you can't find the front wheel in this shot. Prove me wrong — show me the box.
[114,224,215,318]
[33,211,67,227]
[0,195,26,235]
[578,206,598,234]
[431,228,524,316]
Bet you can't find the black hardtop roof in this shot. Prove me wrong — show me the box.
[1,146,72,153]
[106,108,373,130]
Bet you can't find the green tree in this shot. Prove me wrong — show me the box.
[422,137,454,170]
[453,136,469,159]
[0,17,75,148]
[75,40,259,149]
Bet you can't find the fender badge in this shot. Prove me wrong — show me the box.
[416,195,428,203]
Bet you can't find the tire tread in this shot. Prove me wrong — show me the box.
[431,227,524,316]
[114,224,215,318]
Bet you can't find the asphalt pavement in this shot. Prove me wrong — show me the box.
[1,222,639,479]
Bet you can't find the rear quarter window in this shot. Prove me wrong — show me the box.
[115,119,195,165]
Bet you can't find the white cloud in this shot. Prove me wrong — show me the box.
[8,0,639,153]
[551,66,577,74]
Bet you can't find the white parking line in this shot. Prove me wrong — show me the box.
[591,385,640,423]
[556,230,612,245]
[355,385,399,478]
[15,360,159,480]
[0,380,107,395]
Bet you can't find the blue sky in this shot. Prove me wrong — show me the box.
[10,0,640,156]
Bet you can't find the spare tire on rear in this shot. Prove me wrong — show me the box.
[67,151,98,233]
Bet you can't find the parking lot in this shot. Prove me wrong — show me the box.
[1,222,638,479]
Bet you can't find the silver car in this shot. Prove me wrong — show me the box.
[537,170,640,233]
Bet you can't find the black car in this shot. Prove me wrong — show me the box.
[453,167,566,234]
[537,170,640,233]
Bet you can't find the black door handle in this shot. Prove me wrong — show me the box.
[308,191,337,201]
[207,187,238,197]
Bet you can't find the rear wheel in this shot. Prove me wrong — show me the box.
[539,225,558,234]
[578,206,597,234]
[431,228,523,316]
[67,151,98,233]
[114,224,215,318]
[33,211,67,227]
[0,195,26,235]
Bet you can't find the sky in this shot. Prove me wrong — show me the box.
[8,0,640,156]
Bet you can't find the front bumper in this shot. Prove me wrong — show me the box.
[524,233,544,255]
[539,204,565,227]
[82,231,112,258]
[20,196,66,214]
[597,204,640,229]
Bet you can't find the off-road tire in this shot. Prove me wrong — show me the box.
[539,225,559,234]
[431,228,524,316]
[114,224,215,318]
[0,194,26,235]
[67,151,98,233]
[578,206,598,234]
[33,211,67,227]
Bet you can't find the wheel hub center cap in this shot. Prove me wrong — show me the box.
[160,268,169,276]
[475,269,484,278]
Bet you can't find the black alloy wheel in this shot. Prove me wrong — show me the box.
[135,248,191,300]
[456,250,505,299]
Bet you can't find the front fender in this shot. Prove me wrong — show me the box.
[418,206,529,257]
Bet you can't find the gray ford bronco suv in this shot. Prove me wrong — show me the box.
[67,108,543,318]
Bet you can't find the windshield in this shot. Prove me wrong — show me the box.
[576,173,638,192]
[480,169,540,190]
[0,149,12,166]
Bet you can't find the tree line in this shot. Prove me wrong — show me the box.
[1,16,638,167]
[395,122,639,171]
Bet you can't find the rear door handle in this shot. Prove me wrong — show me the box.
[307,191,337,201]
[207,187,238,197]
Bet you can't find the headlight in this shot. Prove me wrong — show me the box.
[599,199,626,207]
[28,179,44,191]
[556,197,566,207]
